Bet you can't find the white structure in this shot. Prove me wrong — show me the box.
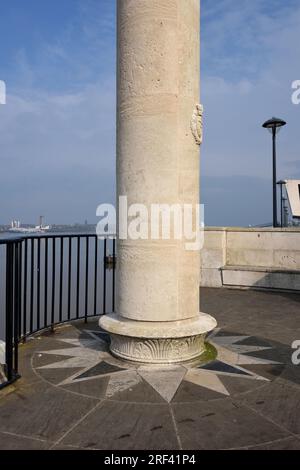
[100,0,216,364]
[285,180,300,220]
[0,341,5,365]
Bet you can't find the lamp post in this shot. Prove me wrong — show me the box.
[262,117,286,228]
[277,180,287,228]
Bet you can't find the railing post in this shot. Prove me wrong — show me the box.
[13,242,20,374]
[103,238,107,314]
[85,236,89,323]
[112,238,116,313]
[23,238,28,340]
[5,243,14,382]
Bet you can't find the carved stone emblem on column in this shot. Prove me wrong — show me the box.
[191,104,204,145]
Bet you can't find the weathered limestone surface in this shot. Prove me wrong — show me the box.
[100,0,216,363]
[200,227,300,291]
[117,0,201,323]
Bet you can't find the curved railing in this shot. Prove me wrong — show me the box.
[0,233,116,389]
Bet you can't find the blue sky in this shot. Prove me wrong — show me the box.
[0,0,299,226]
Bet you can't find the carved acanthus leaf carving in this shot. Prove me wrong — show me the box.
[110,334,205,364]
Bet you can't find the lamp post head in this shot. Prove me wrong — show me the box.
[262,117,287,135]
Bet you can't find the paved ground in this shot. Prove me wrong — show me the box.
[0,288,300,450]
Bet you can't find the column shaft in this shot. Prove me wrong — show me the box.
[100,0,216,364]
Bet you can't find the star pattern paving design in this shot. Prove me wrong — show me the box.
[35,328,282,403]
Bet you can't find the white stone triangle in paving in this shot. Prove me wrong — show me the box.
[214,345,240,364]
[37,357,96,370]
[213,336,250,346]
[138,366,187,403]
[199,361,269,382]
[106,370,142,398]
[237,355,281,365]
[35,331,282,397]
[185,369,230,396]
[83,330,110,342]
[227,345,272,354]
[38,347,102,362]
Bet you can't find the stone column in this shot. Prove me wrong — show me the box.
[100,0,216,364]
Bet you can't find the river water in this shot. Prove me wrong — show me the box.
[0,230,114,341]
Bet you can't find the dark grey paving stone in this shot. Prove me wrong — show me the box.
[218,375,268,397]
[61,401,179,450]
[61,376,110,399]
[212,330,242,338]
[240,364,285,381]
[172,380,226,403]
[36,367,82,385]
[31,336,83,352]
[173,398,288,450]
[237,337,272,348]
[109,379,166,403]
[91,332,111,344]
[32,353,74,369]
[75,320,100,331]
[200,360,252,377]
[76,361,125,380]
[279,365,300,386]
[239,343,291,365]
[226,321,297,346]
[237,381,300,434]
[0,431,51,450]
[37,329,91,346]
[248,436,300,450]
[202,287,300,341]
[265,327,298,346]
[14,343,43,385]
[0,381,98,441]
[52,444,87,450]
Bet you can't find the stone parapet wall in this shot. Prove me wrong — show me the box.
[201,227,300,292]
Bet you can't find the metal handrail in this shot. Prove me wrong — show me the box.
[0,233,116,389]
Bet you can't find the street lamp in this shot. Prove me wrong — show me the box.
[262,117,287,227]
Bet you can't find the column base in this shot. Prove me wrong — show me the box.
[99,313,217,364]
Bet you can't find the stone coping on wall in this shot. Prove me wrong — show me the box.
[204,226,300,233]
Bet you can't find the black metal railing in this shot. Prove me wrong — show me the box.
[0,233,116,389]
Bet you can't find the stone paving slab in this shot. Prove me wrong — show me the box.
[236,380,300,435]
[0,381,99,442]
[0,431,51,450]
[248,436,300,450]
[60,401,179,450]
[172,398,288,450]
[0,288,299,450]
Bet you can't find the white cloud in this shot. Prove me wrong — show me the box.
[1,0,299,226]
[0,0,116,225]
[202,0,300,183]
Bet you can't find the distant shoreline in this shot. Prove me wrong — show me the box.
[0,224,97,238]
